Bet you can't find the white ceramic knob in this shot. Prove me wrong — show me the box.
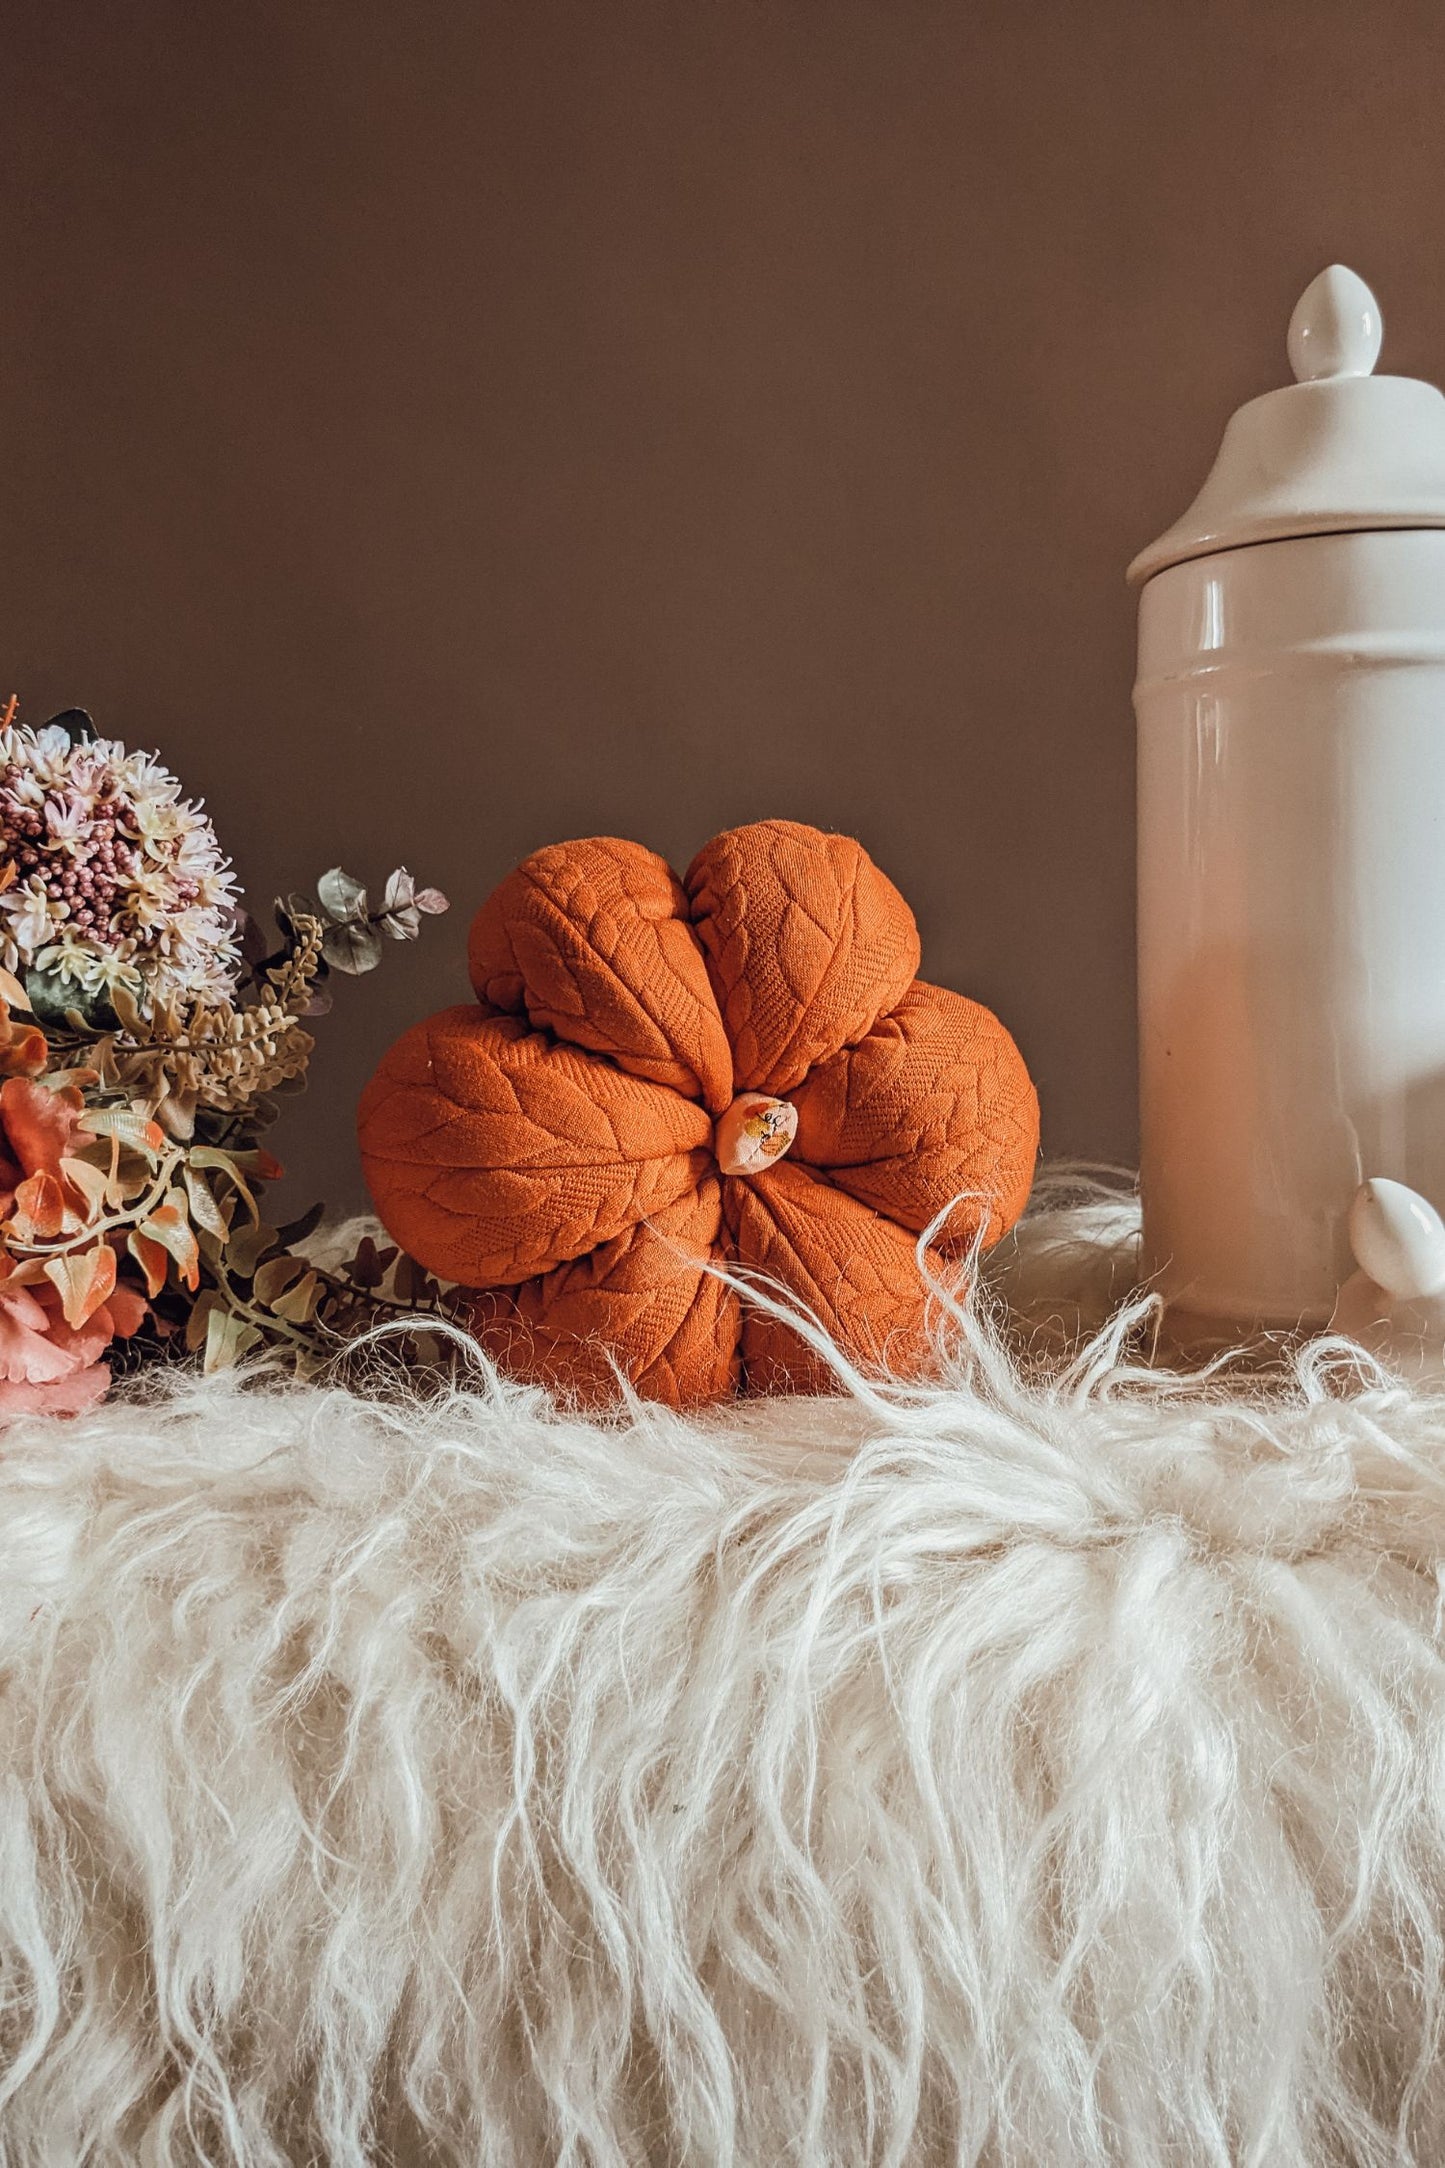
[1347,1177,1445,1299]
[1287,264,1382,383]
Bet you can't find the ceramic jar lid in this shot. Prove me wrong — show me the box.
[1128,265,1445,585]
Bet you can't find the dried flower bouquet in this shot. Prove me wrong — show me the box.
[0,704,455,1414]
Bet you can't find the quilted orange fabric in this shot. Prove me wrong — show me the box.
[358,820,1039,1406]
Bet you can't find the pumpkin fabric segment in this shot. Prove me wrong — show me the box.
[358,820,1039,1407]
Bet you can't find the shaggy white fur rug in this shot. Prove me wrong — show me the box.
[4,1172,1445,2165]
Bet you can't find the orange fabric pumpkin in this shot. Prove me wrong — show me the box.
[358,820,1039,1406]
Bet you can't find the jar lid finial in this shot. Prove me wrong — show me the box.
[1287,264,1382,382]
[1128,264,1445,585]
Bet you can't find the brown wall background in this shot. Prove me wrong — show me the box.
[5,0,1445,1211]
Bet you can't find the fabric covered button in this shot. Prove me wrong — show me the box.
[712,1092,798,1176]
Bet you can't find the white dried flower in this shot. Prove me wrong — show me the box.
[0,719,241,1014]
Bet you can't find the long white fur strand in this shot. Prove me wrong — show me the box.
[1,1172,1445,2162]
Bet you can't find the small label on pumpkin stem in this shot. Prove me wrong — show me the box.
[713,1092,798,1176]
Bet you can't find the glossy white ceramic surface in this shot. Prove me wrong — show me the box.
[1128,267,1445,584]
[1136,527,1445,1328]
[1286,264,1381,383]
[1347,1176,1445,1299]
[1326,1177,1445,1379]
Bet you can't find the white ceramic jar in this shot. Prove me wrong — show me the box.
[1132,267,1445,1337]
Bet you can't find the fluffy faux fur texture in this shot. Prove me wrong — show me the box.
[3,1170,1445,2164]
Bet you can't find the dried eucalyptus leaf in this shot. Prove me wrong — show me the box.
[254,1252,306,1306]
[225,1219,280,1280]
[316,867,368,924]
[321,920,383,975]
[182,1165,230,1240]
[185,1290,224,1355]
[415,887,449,916]
[270,1268,321,1324]
[203,1306,264,1374]
[380,907,420,941]
[382,869,416,913]
[190,1148,261,1225]
[154,1091,197,1141]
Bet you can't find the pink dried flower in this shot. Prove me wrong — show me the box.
[0,1267,146,1415]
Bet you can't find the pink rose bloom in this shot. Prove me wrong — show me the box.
[0,1271,145,1415]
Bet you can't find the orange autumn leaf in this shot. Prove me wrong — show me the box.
[58,1154,112,1220]
[11,1169,71,1241]
[233,1146,283,1183]
[137,1201,200,1291]
[81,1106,167,1156]
[43,1242,118,1330]
[126,1228,171,1299]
